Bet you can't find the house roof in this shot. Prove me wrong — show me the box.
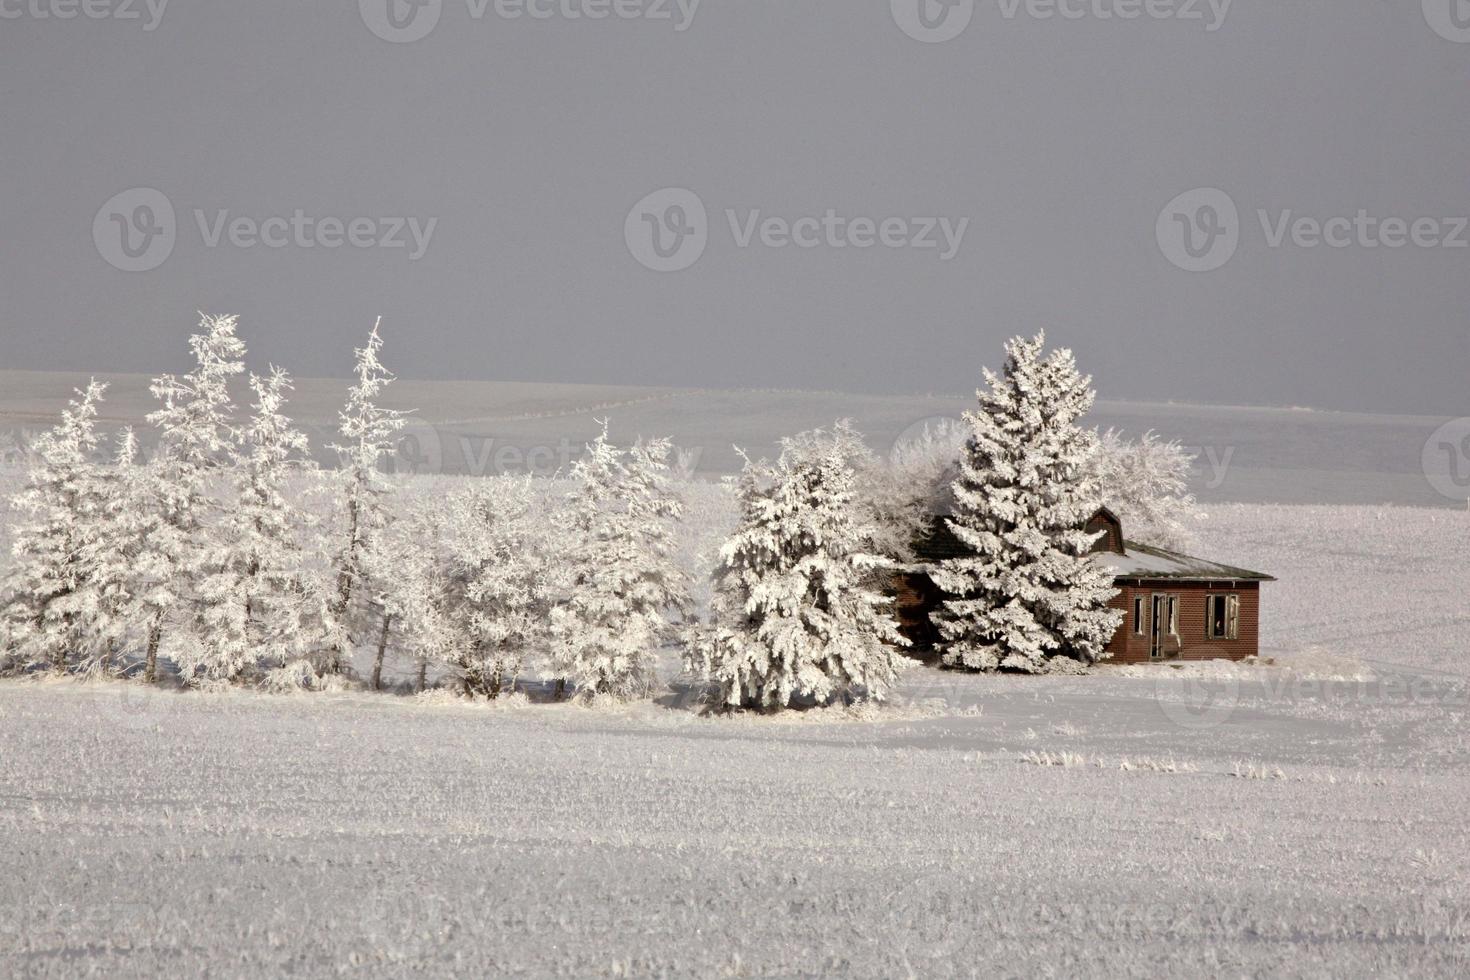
[1093,540,1276,583]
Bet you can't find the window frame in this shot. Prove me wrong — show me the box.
[1206,593,1240,641]
[1133,596,1147,635]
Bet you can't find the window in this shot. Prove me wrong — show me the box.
[1133,596,1146,635]
[1167,596,1179,636]
[1207,594,1240,640]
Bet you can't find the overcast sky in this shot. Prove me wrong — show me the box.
[2,1,1468,415]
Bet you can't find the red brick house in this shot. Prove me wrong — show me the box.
[894,507,1273,665]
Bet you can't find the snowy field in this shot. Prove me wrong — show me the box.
[3,369,1463,507]
[2,502,1467,977]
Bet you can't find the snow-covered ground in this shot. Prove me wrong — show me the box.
[2,502,1467,977]
[3,369,1463,506]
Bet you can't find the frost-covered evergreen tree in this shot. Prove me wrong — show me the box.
[199,367,329,687]
[0,380,111,674]
[327,320,406,675]
[549,425,691,701]
[79,427,154,675]
[148,314,246,684]
[689,422,908,710]
[99,428,179,682]
[436,478,554,698]
[1091,428,1201,552]
[931,333,1122,673]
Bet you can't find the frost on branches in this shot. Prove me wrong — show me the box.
[690,422,908,711]
[212,368,331,688]
[147,314,248,684]
[931,333,1122,674]
[549,424,691,701]
[436,479,556,698]
[359,496,452,694]
[869,417,969,565]
[1092,428,1201,552]
[0,380,112,675]
[327,320,407,675]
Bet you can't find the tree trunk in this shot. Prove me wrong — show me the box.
[143,614,163,684]
[326,494,362,676]
[554,678,566,701]
[371,613,392,691]
[415,657,428,694]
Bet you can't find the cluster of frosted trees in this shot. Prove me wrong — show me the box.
[0,319,1194,709]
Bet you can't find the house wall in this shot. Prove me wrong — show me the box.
[1105,581,1261,665]
[894,576,1262,665]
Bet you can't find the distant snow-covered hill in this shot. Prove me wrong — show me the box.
[0,370,1458,507]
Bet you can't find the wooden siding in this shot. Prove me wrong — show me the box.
[1085,509,1125,555]
[893,577,1262,665]
[1104,582,1261,664]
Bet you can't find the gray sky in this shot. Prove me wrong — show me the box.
[2,1,1468,415]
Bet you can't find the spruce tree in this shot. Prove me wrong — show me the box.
[690,422,908,710]
[148,314,246,684]
[931,333,1122,673]
[550,425,691,701]
[197,367,323,685]
[327,320,406,675]
[81,427,152,675]
[0,380,110,674]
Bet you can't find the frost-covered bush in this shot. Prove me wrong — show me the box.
[931,333,1122,673]
[1092,428,1201,552]
[436,478,558,698]
[688,422,909,711]
[549,425,691,701]
[362,494,453,693]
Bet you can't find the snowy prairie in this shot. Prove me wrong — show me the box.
[2,370,1462,507]
[2,501,1467,977]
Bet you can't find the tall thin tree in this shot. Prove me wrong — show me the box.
[327,319,406,675]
